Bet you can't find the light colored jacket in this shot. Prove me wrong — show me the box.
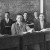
[11,22,30,35]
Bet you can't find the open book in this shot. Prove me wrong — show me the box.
[22,29,33,34]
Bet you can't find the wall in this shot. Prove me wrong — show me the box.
[45,0,50,22]
[0,0,40,20]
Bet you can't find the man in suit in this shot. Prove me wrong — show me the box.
[1,12,14,35]
[34,11,38,20]
[33,11,40,31]
[23,12,34,28]
[23,12,29,24]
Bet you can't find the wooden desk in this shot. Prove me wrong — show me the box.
[22,32,45,50]
[0,35,20,50]
[0,31,50,50]
[45,31,50,50]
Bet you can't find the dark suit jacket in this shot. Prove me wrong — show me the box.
[34,19,48,31]
[1,19,14,35]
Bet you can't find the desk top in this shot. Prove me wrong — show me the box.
[23,31,50,35]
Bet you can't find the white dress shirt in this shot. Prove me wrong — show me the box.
[40,21,44,30]
[5,18,9,23]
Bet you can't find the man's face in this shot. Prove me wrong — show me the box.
[34,12,38,19]
[23,13,27,20]
[16,15,22,22]
[5,13,9,19]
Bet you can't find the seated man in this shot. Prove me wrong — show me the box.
[11,13,40,50]
[11,13,31,35]
[23,12,34,28]
[1,12,14,35]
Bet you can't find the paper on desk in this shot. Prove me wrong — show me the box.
[40,28,50,32]
[22,32,28,34]
[23,29,33,34]
[0,34,4,37]
[27,29,33,33]
[27,23,34,25]
[40,29,49,32]
[35,31,41,32]
[46,28,50,31]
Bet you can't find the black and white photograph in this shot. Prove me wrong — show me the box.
[0,0,50,50]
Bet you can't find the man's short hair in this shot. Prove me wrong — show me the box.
[23,12,28,14]
[5,12,10,15]
[16,13,24,22]
[16,13,23,17]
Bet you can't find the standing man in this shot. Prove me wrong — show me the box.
[33,11,39,23]
[23,12,29,24]
[1,12,14,35]
[33,11,39,31]
[23,12,34,28]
